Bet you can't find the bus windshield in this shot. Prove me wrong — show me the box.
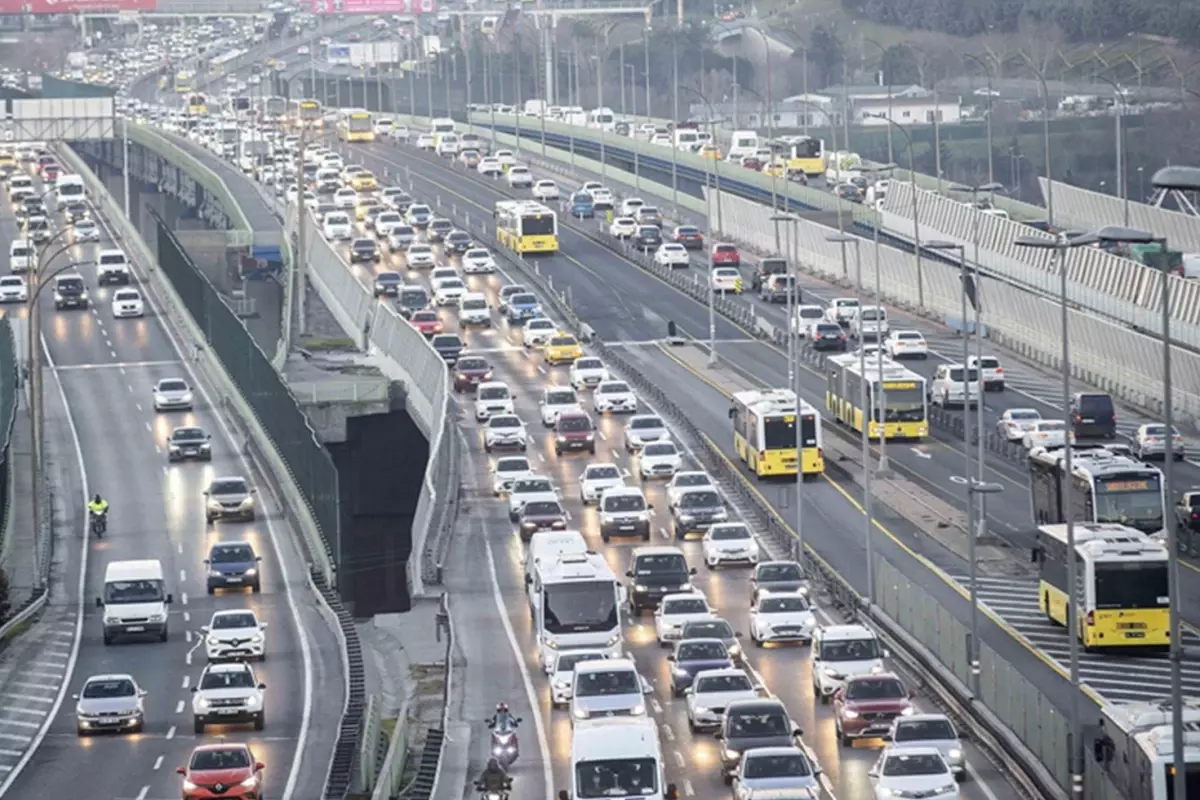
[794,138,821,158]
[1093,476,1163,531]
[542,580,618,634]
[521,215,555,236]
[1094,561,1168,609]
[348,115,372,132]
[876,386,926,422]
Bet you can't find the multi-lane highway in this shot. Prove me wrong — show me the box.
[0,162,342,798]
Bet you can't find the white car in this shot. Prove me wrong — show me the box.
[654,243,690,268]
[592,380,638,414]
[458,292,491,326]
[484,414,528,453]
[540,386,581,427]
[588,186,614,207]
[203,609,268,662]
[522,318,558,348]
[507,166,534,188]
[475,381,515,421]
[0,275,27,303]
[1134,422,1186,461]
[392,125,411,142]
[532,179,559,200]
[1023,419,1069,450]
[885,330,928,359]
[111,288,145,318]
[570,357,610,391]
[702,522,760,568]
[749,589,816,645]
[624,414,668,450]
[322,212,353,240]
[297,45,310,55]
[686,668,758,731]
[507,475,558,520]
[550,649,608,708]
[433,277,467,306]
[405,243,436,268]
[73,218,101,242]
[654,592,714,644]
[462,247,496,274]
[578,462,625,505]
[889,714,967,779]
[477,157,503,176]
[416,133,436,150]
[491,456,534,497]
[431,266,460,283]
[997,408,1042,442]
[495,149,517,168]
[711,267,742,293]
[332,187,357,209]
[667,471,715,509]
[609,216,638,238]
[191,661,266,733]
[152,378,193,412]
[870,747,959,800]
[639,441,682,479]
[620,197,645,217]
[374,211,404,236]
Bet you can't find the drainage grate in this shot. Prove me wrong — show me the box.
[406,727,445,800]
[319,566,366,800]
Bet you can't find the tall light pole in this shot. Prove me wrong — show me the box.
[1015,230,1099,798]
[623,62,640,191]
[863,162,897,474]
[964,53,996,188]
[681,84,724,367]
[1022,54,1054,227]
[1096,76,1128,226]
[867,113,924,310]
[774,213,805,566]
[864,37,893,165]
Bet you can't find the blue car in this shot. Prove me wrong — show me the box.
[669,638,734,696]
[506,292,542,322]
[205,541,263,594]
[571,192,595,219]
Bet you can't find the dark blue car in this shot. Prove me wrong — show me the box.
[506,292,542,323]
[669,638,733,697]
[205,541,262,594]
[571,192,595,219]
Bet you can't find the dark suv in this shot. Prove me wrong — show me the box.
[53,274,88,310]
[625,547,696,614]
[397,286,430,319]
[751,256,788,291]
[672,488,728,539]
[553,410,596,455]
[717,699,803,780]
[1071,392,1117,439]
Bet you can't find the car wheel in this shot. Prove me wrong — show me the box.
[194,718,205,734]
[255,713,265,731]
[103,631,112,645]
[253,581,262,594]
[207,583,216,596]
[160,627,169,642]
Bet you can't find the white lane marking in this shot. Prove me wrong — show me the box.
[174,701,184,714]
[166,725,176,740]
[0,735,29,745]
[180,592,188,605]
[135,786,149,800]
[683,780,695,796]
[672,750,684,769]
[0,695,51,705]
[0,750,21,758]
[3,709,44,718]
[54,360,182,371]
[182,611,190,623]
[0,721,39,731]
[153,756,163,771]
[484,540,555,800]
[179,569,186,582]
[185,630,192,644]
[181,676,190,690]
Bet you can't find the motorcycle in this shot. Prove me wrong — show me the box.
[475,778,512,800]
[489,717,522,768]
[89,511,107,538]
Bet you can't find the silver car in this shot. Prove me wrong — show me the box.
[152,377,193,411]
[204,476,256,524]
[74,673,146,736]
[889,713,966,779]
[624,414,668,452]
[731,746,822,800]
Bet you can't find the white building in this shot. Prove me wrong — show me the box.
[690,85,961,131]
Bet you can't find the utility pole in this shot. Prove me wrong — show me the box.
[295,119,308,336]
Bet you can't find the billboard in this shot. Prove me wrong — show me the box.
[327,43,351,65]
[7,0,159,12]
[350,41,401,65]
[304,0,434,13]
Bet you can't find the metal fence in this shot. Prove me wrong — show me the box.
[0,319,17,611]
[1042,176,1200,256]
[153,213,343,577]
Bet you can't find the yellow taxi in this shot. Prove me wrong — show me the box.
[544,333,584,366]
[0,151,15,174]
[350,171,378,191]
[762,159,788,178]
[354,195,376,221]
[341,164,366,181]
[698,144,723,160]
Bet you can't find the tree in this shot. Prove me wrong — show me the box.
[808,25,845,88]
[881,44,922,85]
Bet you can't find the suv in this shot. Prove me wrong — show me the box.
[97,248,132,285]
[554,410,596,455]
[759,274,796,304]
[967,354,1005,391]
[672,487,728,539]
[53,274,88,310]
[716,698,803,780]
[831,672,913,746]
[625,546,695,614]
[205,541,262,594]
[930,363,980,409]
[204,476,256,524]
[599,487,653,543]
[1071,392,1117,439]
[751,255,787,290]
[811,624,885,702]
[191,662,266,733]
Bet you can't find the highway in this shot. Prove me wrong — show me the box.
[311,175,1016,799]
[0,164,343,798]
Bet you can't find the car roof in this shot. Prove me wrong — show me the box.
[818,623,875,640]
[204,661,253,673]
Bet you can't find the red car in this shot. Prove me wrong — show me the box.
[42,164,60,182]
[35,155,56,175]
[409,309,443,337]
[452,356,493,392]
[832,673,914,746]
[177,743,264,799]
[673,225,705,250]
[553,410,597,455]
[711,243,741,266]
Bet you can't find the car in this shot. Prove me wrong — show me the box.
[459,149,482,168]
[1133,422,1185,461]
[0,275,26,303]
[711,242,741,266]
[810,322,848,351]
[532,179,559,200]
[387,225,416,251]
[204,476,256,524]
[553,409,596,455]
[406,204,433,228]
[522,318,558,348]
[461,247,496,274]
[718,699,804,779]
[458,292,491,326]
[759,274,797,304]
[639,440,682,479]
[497,284,528,313]
[750,561,809,602]
[549,649,609,708]
[685,667,758,732]
[1023,419,1069,450]
[620,197,646,217]
[152,377,193,412]
[668,638,733,697]
[624,414,668,451]
[74,673,146,736]
[587,186,614,209]
[374,271,403,298]
[507,293,542,323]
[484,414,528,453]
[507,165,534,188]
[349,237,380,263]
[711,267,743,293]
[431,333,465,364]
[997,408,1042,442]
[53,273,88,310]
[885,330,928,359]
[167,426,212,462]
[382,188,413,211]
[731,746,821,800]
[477,157,503,176]
[445,229,473,255]
[205,540,262,593]
[474,381,515,421]
[64,201,89,223]
[507,475,559,521]
[427,218,453,243]
[322,211,352,240]
[702,522,759,567]
[594,379,638,414]
[570,357,610,391]
[491,456,534,497]
[332,187,357,209]
[73,218,100,242]
[191,662,266,733]
[869,747,958,800]
[633,225,663,250]
[967,354,1005,390]
[517,499,569,542]
[609,216,638,238]
[654,592,714,644]
[409,309,444,337]
[890,714,967,780]
[667,471,714,509]
[544,333,583,365]
[494,150,517,168]
[452,356,492,392]
[811,624,886,702]
[748,589,816,646]
[405,242,436,268]
[673,487,729,539]
[433,276,467,306]
[539,386,581,427]
[363,205,389,231]
[203,609,268,662]
[177,744,265,800]
[578,462,625,505]
[654,243,690,268]
[431,266,460,284]
[634,206,663,228]
[672,225,705,250]
[1071,391,1118,439]
[416,132,436,150]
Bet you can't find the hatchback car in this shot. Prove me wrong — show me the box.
[204,476,256,524]
[409,310,443,337]
[624,414,668,451]
[452,356,492,392]
[711,243,741,266]
[685,667,757,731]
[177,744,264,800]
[517,499,568,542]
[427,218,453,242]
[203,609,268,663]
[205,541,262,593]
[833,672,915,743]
[431,333,465,364]
[673,225,704,249]
[374,271,403,297]
[444,229,472,254]
[717,699,803,780]
[349,237,379,263]
[74,673,146,736]
[750,561,809,601]
[554,410,596,455]
[889,713,966,779]
[673,488,729,539]
[668,638,733,696]
[748,590,816,646]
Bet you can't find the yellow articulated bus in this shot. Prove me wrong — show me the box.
[785,136,825,178]
[186,93,208,115]
[730,388,824,479]
[825,354,928,440]
[338,111,375,142]
[495,200,559,253]
[1032,522,1170,650]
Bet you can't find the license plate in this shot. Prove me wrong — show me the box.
[1124,631,1145,638]
[126,626,144,632]
[216,708,240,715]
[619,525,635,531]
[225,577,242,584]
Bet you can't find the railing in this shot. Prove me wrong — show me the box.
[286,379,392,405]
[1042,176,1200,255]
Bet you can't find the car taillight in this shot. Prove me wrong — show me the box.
[995,367,1004,374]
[1086,611,1095,626]
[1191,512,1197,520]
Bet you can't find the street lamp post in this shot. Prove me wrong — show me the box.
[774,213,806,566]
[623,63,640,191]
[681,85,724,368]
[1021,55,1054,227]
[964,53,996,187]
[864,38,893,165]
[866,113,924,310]
[1096,76,1129,226]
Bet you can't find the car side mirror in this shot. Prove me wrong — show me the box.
[683,687,693,696]
[177,767,187,776]
[203,559,210,565]
[256,556,262,562]
[647,503,654,510]
[72,693,79,700]
[200,626,210,633]
[139,689,148,697]
[256,762,265,771]
[908,688,917,699]
[689,567,697,575]
[792,727,803,737]
[258,683,266,689]
[202,490,209,496]
[190,686,198,693]
[665,655,675,662]
[735,632,743,638]
[666,784,679,800]
[95,598,103,608]
[166,593,173,604]
[868,769,878,779]
[625,570,635,578]
[713,731,724,740]
[882,648,890,658]
[558,791,570,800]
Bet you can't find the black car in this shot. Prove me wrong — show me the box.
[53,274,87,310]
[444,230,472,254]
[427,218,453,242]
[167,426,212,462]
[431,333,464,364]
[204,541,262,594]
[672,488,728,539]
[350,238,380,263]
[667,638,733,696]
[625,548,696,613]
[374,271,403,297]
[64,201,89,223]
[810,323,847,351]
[717,699,802,779]
[750,561,808,602]
[397,286,430,318]
[634,225,662,251]
[1071,392,1117,439]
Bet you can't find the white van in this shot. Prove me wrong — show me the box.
[431,117,456,136]
[567,717,676,800]
[570,658,648,724]
[9,239,31,272]
[931,363,981,409]
[435,133,460,157]
[674,128,700,151]
[598,486,652,542]
[372,116,393,137]
[726,130,759,162]
[810,623,885,700]
[55,173,86,210]
[96,559,173,644]
[825,297,860,325]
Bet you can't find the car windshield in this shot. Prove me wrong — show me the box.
[512,294,537,305]
[604,494,645,512]
[496,459,530,474]
[757,563,804,584]
[212,612,258,630]
[574,758,657,798]
[586,466,619,482]
[172,428,205,442]
[821,638,881,661]
[743,752,812,778]
[882,753,946,776]
[523,501,562,516]
[462,298,486,310]
[679,640,728,661]
[846,678,905,700]
[57,278,83,292]
[895,719,957,742]
[683,620,733,639]
[546,390,577,405]
[680,491,721,508]
[558,416,591,432]
[210,479,247,495]
[674,474,710,489]
[729,710,789,737]
[353,240,374,250]
[479,386,509,400]
[413,312,438,322]
[530,320,555,330]
[600,383,629,394]
[467,249,489,259]
[643,443,676,456]
[577,359,603,370]
[664,598,708,614]
[432,336,461,348]
[105,579,164,604]
[514,479,553,493]
[557,652,605,672]
[634,553,684,574]
[409,245,431,254]
[489,417,521,430]
[696,673,752,693]
[200,669,256,690]
[760,596,810,613]
[378,273,401,284]
[711,526,749,541]
[575,669,639,696]
[190,748,252,771]
[458,358,488,371]
[211,544,255,563]
[1011,410,1040,421]
[83,678,136,698]
[550,337,576,347]
[631,418,662,430]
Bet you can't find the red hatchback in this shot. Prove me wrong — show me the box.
[832,673,914,746]
[711,243,741,266]
[553,410,596,454]
[409,309,443,337]
[178,743,264,799]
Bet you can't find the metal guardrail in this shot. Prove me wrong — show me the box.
[357,695,384,794]
[370,697,411,800]
[1042,176,1200,255]
[286,379,392,405]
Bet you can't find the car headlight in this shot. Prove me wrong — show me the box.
[149,612,166,623]
[631,704,645,715]
[209,569,222,577]
[103,614,118,626]
[633,584,648,592]
[842,709,858,719]
[245,694,261,709]
[673,667,688,677]
[182,780,199,791]
[714,508,729,521]
[241,497,255,508]
[241,776,259,789]
[244,568,257,577]
[605,633,621,648]
[554,680,570,689]
[692,706,709,715]
[80,291,88,300]
[678,515,694,525]
[728,643,742,657]
[824,667,843,678]
[572,706,588,719]
[900,706,915,715]
[53,292,62,301]
[722,749,740,761]
[169,445,180,452]
[935,784,957,795]
[947,748,963,760]
[194,697,210,710]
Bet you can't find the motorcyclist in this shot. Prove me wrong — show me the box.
[486,702,516,732]
[477,757,510,795]
[87,494,109,532]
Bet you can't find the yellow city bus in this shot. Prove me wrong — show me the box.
[1033,522,1170,650]
[729,389,824,478]
[785,136,825,178]
[187,93,208,115]
[294,99,323,128]
[825,354,928,440]
[175,70,194,93]
[338,111,375,142]
[495,200,559,253]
